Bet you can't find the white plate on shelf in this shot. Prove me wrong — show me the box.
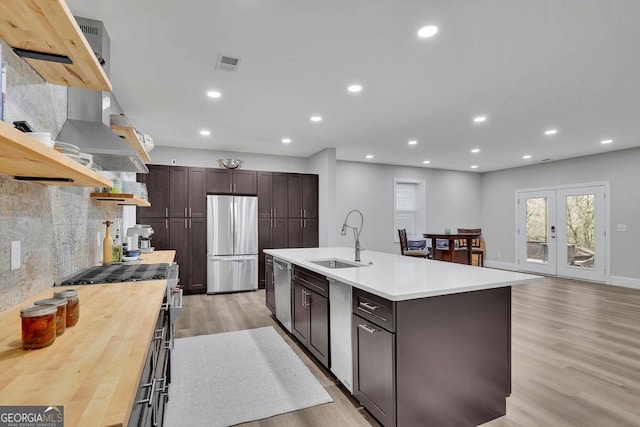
[122,255,139,262]
[54,141,80,155]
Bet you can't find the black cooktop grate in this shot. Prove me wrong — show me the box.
[58,263,171,285]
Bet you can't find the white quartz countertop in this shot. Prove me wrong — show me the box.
[264,247,542,301]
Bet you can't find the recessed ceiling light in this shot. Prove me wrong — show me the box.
[366,154,374,159]
[408,140,418,146]
[470,148,481,153]
[601,139,613,144]
[470,165,478,169]
[473,116,487,123]
[523,155,532,159]
[417,25,439,38]
[347,84,362,93]
[199,130,211,136]
[281,138,292,144]
[206,90,222,98]
[310,115,322,122]
[423,160,431,164]
[544,129,558,136]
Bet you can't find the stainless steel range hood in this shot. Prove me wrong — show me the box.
[56,17,148,173]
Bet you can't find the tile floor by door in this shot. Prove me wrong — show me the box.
[174,277,640,427]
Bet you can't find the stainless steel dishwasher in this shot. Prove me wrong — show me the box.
[274,258,292,332]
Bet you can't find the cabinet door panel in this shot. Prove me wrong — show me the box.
[302,218,318,248]
[308,292,329,368]
[258,218,271,289]
[233,170,257,195]
[288,219,302,248]
[138,217,169,251]
[207,169,233,194]
[291,282,309,344]
[169,218,190,292]
[302,174,318,218]
[265,267,275,314]
[138,165,169,218]
[353,315,396,427]
[189,167,207,218]
[271,173,288,218]
[169,167,189,217]
[189,217,207,293]
[287,174,302,218]
[257,172,272,218]
[272,218,289,248]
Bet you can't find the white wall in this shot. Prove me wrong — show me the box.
[481,147,640,283]
[150,146,310,173]
[336,161,483,255]
[308,148,337,247]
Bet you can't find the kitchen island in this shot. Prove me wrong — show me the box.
[0,250,176,427]
[264,247,541,427]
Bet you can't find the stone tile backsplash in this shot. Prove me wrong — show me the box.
[0,38,120,312]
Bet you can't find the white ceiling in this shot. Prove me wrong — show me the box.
[65,0,640,172]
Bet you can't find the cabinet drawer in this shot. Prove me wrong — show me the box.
[352,288,396,333]
[293,265,328,297]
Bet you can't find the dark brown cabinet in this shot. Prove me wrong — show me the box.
[139,164,207,295]
[139,165,170,218]
[288,218,319,248]
[288,174,318,218]
[265,255,275,314]
[258,172,288,218]
[258,217,288,288]
[169,217,206,294]
[352,315,396,427]
[207,169,257,195]
[291,266,329,368]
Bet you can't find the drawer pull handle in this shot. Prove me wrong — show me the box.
[358,323,377,334]
[359,301,379,311]
[136,379,156,406]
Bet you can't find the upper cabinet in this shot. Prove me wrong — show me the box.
[206,169,257,195]
[288,174,318,219]
[0,0,112,91]
[0,121,112,187]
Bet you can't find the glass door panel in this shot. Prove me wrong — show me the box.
[518,191,556,275]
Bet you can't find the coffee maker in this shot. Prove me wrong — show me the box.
[126,224,155,253]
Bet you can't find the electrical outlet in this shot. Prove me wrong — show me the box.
[171,159,177,165]
[11,241,20,270]
[617,224,627,232]
[97,231,101,247]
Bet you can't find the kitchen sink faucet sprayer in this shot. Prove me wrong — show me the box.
[340,209,364,262]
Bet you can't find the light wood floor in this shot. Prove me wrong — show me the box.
[174,277,640,426]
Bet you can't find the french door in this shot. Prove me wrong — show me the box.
[517,184,607,282]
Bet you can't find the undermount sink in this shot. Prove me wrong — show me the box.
[309,258,367,269]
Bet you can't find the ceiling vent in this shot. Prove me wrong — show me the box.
[216,54,241,72]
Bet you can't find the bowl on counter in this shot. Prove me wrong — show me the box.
[124,249,141,259]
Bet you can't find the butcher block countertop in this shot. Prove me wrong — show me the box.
[0,250,175,427]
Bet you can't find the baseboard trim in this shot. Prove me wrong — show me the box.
[484,260,518,271]
[610,276,640,290]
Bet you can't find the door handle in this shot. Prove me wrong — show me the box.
[358,323,377,334]
[184,218,188,228]
[234,184,237,192]
[165,207,168,218]
[303,209,306,218]
[358,301,379,312]
[300,209,303,218]
[189,207,192,217]
[273,208,276,217]
[189,218,192,228]
[165,219,168,229]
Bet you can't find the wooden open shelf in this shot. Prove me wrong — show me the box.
[0,121,113,187]
[90,193,151,207]
[110,125,152,163]
[0,0,112,91]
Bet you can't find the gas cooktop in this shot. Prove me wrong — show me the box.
[57,263,172,285]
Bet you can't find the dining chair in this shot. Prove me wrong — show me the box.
[457,228,485,267]
[398,229,430,258]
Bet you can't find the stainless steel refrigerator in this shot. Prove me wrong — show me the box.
[206,195,258,293]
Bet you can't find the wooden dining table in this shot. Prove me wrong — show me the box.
[423,232,482,265]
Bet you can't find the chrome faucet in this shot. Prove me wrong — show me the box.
[341,209,364,262]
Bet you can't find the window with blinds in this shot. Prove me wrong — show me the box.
[394,179,424,241]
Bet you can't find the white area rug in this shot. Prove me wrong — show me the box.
[164,326,333,426]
